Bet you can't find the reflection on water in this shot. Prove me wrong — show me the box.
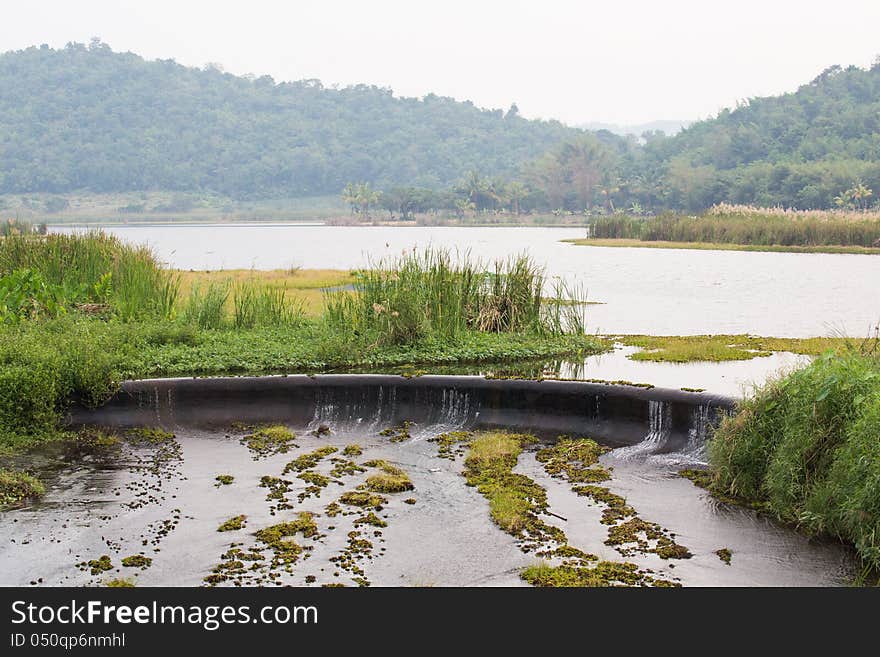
[51,224,880,337]
[344,345,811,398]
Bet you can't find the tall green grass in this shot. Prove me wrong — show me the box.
[591,209,880,247]
[324,248,585,344]
[709,349,880,575]
[0,231,178,320]
[180,281,304,329]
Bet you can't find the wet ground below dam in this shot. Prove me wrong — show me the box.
[0,418,856,587]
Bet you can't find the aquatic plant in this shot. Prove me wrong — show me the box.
[708,350,880,575]
[0,469,45,505]
[324,248,587,345]
[586,207,880,249]
[0,231,178,320]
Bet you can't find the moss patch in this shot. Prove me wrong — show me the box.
[379,421,413,442]
[0,469,45,506]
[522,560,677,587]
[716,548,733,565]
[339,491,387,509]
[214,474,234,487]
[536,437,610,483]
[240,425,297,458]
[363,459,414,493]
[428,430,471,460]
[283,446,338,474]
[218,515,247,532]
[121,555,152,569]
[342,443,362,456]
[614,334,848,363]
[105,578,135,588]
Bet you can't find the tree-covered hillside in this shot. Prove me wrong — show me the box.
[0,41,576,198]
[2,41,879,212]
[638,62,880,209]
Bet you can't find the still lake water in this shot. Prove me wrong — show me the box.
[53,223,879,338]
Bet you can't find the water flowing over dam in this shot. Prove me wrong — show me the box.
[0,375,855,588]
[69,375,735,460]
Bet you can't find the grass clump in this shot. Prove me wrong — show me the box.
[463,431,563,546]
[522,560,674,588]
[0,469,45,506]
[105,578,136,588]
[214,474,234,486]
[254,512,318,570]
[339,491,387,509]
[324,248,587,346]
[708,350,880,574]
[86,555,113,575]
[0,232,179,321]
[283,446,338,474]
[342,443,362,456]
[363,460,414,493]
[428,430,471,460]
[121,555,152,569]
[240,425,297,458]
[217,515,247,532]
[536,437,610,483]
[716,548,732,565]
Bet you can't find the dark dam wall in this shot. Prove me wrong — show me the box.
[68,375,736,450]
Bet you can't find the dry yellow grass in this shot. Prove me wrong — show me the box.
[173,268,356,317]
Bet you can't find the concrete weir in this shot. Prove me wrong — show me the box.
[68,375,736,451]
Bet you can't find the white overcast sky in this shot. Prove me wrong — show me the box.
[2,0,879,125]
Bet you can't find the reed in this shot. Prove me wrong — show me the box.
[0,231,178,319]
[590,205,880,248]
[324,248,585,344]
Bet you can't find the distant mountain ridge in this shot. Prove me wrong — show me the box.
[0,42,578,198]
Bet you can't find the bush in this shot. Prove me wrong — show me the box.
[709,350,880,572]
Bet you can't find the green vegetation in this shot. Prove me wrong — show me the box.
[4,44,880,214]
[239,425,297,458]
[0,231,178,322]
[339,491,387,509]
[706,351,880,575]
[0,42,572,200]
[521,560,668,588]
[463,431,563,546]
[85,555,113,575]
[0,236,598,451]
[614,334,853,363]
[569,206,880,251]
[217,515,247,532]
[121,555,152,569]
[363,460,414,493]
[0,469,45,505]
[214,474,234,486]
[715,548,732,565]
[105,578,135,588]
[536,437,610,483]
[325,249,586,345]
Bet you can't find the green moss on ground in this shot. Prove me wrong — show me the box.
[217,515,247,532]
[0,469,45,506]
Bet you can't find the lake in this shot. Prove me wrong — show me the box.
[51,224,880,338]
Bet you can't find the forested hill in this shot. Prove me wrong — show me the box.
[0,42,576,198]
[641,62,880,209]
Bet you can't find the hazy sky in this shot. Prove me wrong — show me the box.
[2,1,879,125]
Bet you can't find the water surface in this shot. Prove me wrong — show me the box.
[52,224,880,337]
